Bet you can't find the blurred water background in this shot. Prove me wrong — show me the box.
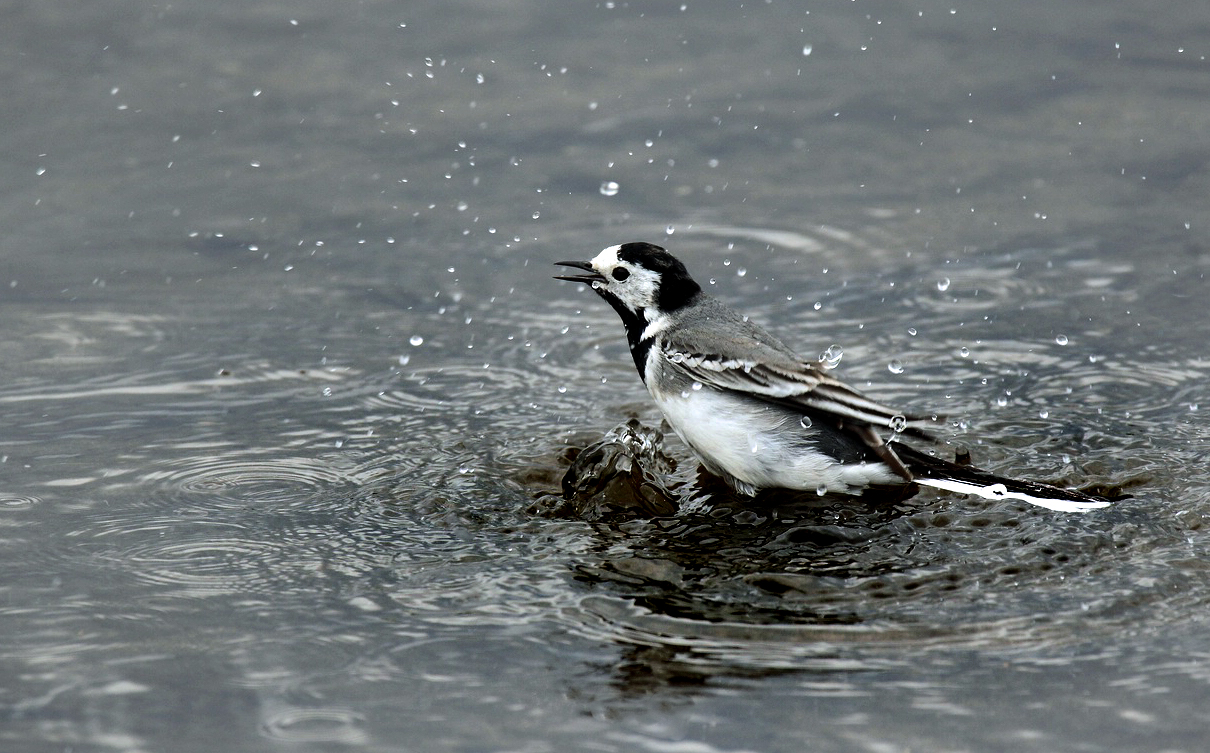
[2,1,1209,751]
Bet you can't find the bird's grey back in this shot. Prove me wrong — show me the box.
[666,294,804,366]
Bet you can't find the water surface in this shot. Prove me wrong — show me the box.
[2,1,1209,751]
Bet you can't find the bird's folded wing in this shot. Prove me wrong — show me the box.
[662,337,916,430]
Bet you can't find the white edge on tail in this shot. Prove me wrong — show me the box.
[915,478,1112,513]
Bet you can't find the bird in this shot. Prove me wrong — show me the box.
[555,241,1113,513]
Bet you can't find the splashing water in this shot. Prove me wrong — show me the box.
[818,344,843,370]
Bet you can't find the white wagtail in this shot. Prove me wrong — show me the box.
[555,242,1113,513]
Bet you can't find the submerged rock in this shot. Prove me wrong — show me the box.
[533,419,681,521]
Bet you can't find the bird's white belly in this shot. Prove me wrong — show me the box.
[652,387,900,495]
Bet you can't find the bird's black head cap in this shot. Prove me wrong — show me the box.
[614,242,701,312]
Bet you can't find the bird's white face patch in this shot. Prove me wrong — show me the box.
[590,245,662,315]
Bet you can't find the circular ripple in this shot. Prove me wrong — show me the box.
[119,538,287,596]
[261,708,367,745]
[0,493,42,510]
[137,454,362,506]
[547,471,1192,667]
[99,516,398,599]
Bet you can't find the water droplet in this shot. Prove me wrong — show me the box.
[680,390,690,399]
[458,463,473,475]
[409,335,424,346]
[937,277,951,292]
[531,211,540,220]
[736,267,747,277]
[1190,403,1199,412]
[557,385,567,394]
[1055,334,1069,345]
[907,327,917,336]
[813,301,822,310]
[665,224,676,235]
[599,180,620,196]
[887,359,904,374]
[815,484,828,497]
[691,381,703,391]
[799,415,813,429]
[397,354,410,365]
[889,414,907,433]
[1039,409,1049,419]
[957,346,970,358]
[995,395,1008,407]
[802,44,814,56]
[818,344,843,370]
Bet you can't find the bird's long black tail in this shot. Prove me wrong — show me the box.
[893,443,1118,513]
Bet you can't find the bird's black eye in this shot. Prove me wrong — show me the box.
[611,267,630,281]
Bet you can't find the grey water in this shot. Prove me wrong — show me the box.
[2,1,1209,751]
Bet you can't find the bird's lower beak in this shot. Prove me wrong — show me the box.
[553,260,606,284]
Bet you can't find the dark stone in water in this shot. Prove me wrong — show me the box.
[532,419,681,521]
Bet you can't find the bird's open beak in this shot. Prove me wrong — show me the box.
[553,260,606,284]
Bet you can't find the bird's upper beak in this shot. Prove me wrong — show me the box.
[553,260,606,285]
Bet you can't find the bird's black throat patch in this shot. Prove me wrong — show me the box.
[595,290,651,380]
